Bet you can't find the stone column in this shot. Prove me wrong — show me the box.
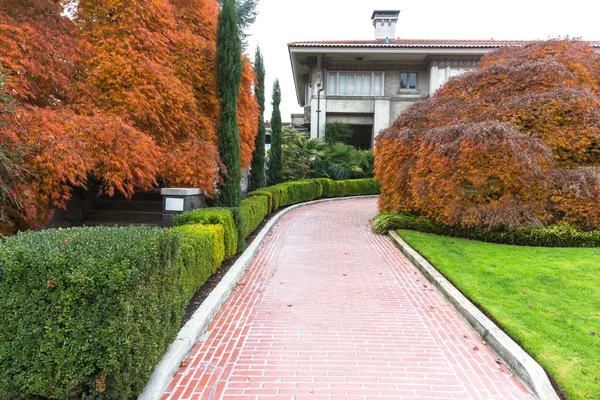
[161,188,207,227]
[429,65,438,96]
[373,98,391,141]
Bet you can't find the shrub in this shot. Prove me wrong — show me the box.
[223,206,246,253]
[312,178,336,198]
[549,167,600,230]
[373,212,600,248]
[239,195,269,239]
[248,189,274,214]
[172,224,225,302]
[311,160,351,180]
[377,121,554,229]
[0,226,181,399]
[343,178,380,196]
[248,180,321,211]
[174,208,237,258]
[324,121,353,144]
[375,40,600,231]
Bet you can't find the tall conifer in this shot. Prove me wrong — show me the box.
[268,80,282,184]
[249,47,266,191]
[216,0,243,206]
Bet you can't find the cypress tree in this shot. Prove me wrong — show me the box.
[248,46,266,191]
[216,0,243,206]
[268,79,282,185]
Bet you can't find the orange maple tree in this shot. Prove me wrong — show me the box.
[375,40,600,229]
[0,0,160,232]
[0,0,259,234]
[238,56,260,169]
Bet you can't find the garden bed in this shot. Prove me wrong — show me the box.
[397,229,600,400]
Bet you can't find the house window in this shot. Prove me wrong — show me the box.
[400,72,417,90]
[373,73,383,95]
[304,83,312,105]
[327,73,337,94]
[326,72,385,96]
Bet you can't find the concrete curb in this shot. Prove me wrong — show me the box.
[138,195,378,400]
[387,230,560,400]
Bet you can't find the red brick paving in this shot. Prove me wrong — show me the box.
[162,198,533,400]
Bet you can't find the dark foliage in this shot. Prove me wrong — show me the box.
[216,0,243,206]
[249,46,266,191]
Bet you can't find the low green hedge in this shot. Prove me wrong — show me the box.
[240,195,269,239]
[224,207,246,254]
[0,227,182,399]
[343,178,380,196]
[174,208,237,258]
[173,224,225,302]
[248,180,322,211]
[373,212,600,247]
[312,178,336,198]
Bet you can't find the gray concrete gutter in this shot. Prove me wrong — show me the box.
[138,195,378,400]
[388,230,560,400]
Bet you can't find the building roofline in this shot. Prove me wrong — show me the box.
[288,39,600,49]
[371,10,400,19]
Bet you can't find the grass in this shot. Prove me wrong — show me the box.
[397,229,600,400]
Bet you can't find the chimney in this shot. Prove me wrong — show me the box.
[371,10,400,41]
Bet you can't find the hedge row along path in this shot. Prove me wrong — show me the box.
[161,198,533,399]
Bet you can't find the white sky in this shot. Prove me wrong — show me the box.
[246,0,600,122]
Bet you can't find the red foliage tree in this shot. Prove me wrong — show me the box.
[0,0,160,232]
[0,0,258,234]
[375,40,600,229]
[238,56,260,169]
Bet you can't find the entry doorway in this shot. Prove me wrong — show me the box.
[347,125,373,150]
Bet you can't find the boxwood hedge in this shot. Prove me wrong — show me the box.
[0,227,181,399]
[174,208,237,258]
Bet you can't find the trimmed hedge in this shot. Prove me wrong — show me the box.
[373,212,600,248]
[312,178,336,198]
[239,195,269,239]
[224,207,246,254]
[172,224,225,302]
[343,178,380,196]
[0,227,181,399]
[174,208,237,258]
[248,180,321,211]
[248,178,378,211]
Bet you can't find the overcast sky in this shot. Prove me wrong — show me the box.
[246,0,600,121]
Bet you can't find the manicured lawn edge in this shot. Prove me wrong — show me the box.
[139,195,379,400]
[387,230,560,400]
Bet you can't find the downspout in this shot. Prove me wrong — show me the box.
[316,84,324,139]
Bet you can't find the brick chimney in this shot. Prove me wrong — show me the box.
[371,10,400,41]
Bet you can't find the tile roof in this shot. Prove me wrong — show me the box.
[289,39,600,48]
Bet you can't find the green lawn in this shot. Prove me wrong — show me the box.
[397,230,600,400]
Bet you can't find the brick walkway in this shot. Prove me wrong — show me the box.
[162,198,533,400]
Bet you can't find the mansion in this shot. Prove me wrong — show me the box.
[288,10,599,149]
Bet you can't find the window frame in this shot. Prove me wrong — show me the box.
[326,71,386,96]
[399,71,418,92]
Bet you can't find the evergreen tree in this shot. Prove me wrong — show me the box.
[268,79,282,184]
[217,0,258,50]
[216,0,243,206]
[248,46,266,191]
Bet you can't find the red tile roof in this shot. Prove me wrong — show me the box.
[288,39,600,48]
